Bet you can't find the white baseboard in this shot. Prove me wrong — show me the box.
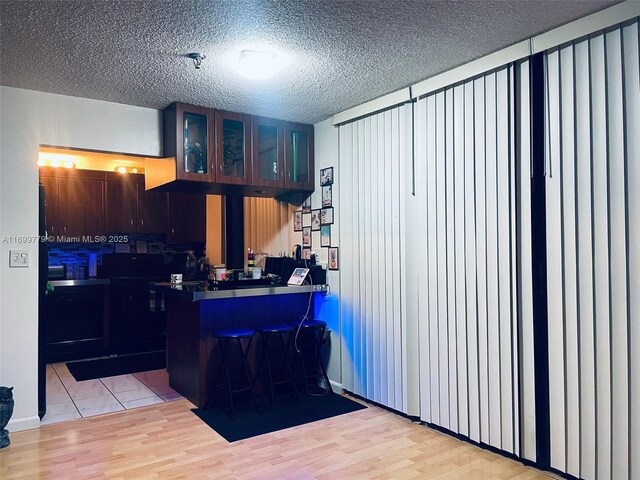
[7,415,40,432]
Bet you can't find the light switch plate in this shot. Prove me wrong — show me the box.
[9,249,29,268]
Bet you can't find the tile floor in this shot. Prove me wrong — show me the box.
[42,362,183,425]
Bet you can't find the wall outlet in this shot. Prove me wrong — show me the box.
[9,250,29,268]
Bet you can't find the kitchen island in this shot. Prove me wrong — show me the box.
[150,281,328,408]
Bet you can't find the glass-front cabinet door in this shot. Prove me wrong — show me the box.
[251,116,284,188]
[163,103,215,183]
[284,122,314,191]
[215,110,252,185]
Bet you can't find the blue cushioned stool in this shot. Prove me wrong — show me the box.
[253,324,299,408]
[211,328,259,419]
[293,319,333,398]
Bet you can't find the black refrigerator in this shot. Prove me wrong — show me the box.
[38,183,47,418]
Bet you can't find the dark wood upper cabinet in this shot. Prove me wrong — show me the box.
[167,192,206,243]
[137,184,168,234]
[251,116,284,189]
[163,102,216,183]
[105,173,168,234]
[105,176,138,233]
[39,175,60,237]
[284,122,314,191]
[215,110,252,186]
[57,174,105,237]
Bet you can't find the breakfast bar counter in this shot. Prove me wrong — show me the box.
[151,282,328,408]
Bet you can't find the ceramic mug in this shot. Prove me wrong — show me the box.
[170,273,183,284]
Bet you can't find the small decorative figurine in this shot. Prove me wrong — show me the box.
[0,386,14,448]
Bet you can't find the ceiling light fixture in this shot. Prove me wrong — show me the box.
[236,50,282,80]
[187,52,206,69]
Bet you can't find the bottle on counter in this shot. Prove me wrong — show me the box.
[184,250,197,280]
[197,251,210,280]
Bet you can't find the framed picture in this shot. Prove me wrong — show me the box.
[302,226,311,247]
[320,207,334,225]
[328,247,339,270]
[320,166,334,186]
[311,209,321,231]
[294,210,302,232]
[302,195,311,214]
[321,225,331,247]
[322,185,332,207]
[303,247,311,260]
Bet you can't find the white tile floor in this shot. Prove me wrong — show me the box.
[42,362,183,425]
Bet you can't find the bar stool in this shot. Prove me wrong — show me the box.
[211,328,259,419]
[293,319,333,397]
[253,324,299,408]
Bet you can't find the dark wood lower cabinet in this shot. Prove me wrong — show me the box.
[43,285,109,362]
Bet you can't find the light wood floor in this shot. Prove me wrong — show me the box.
[1,395,556,480]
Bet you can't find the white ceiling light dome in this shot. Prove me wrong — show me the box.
[235,49,286,80]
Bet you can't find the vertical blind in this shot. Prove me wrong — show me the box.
[244,197,293,259]
[338,105,412,413]
[544,19,639,480]
[411,63,534,456]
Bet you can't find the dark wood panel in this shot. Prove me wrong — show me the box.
[39,176,59,237]
[167,192,205,243]
[106,179,138,233]
[58,177,105,237]
[138,184,168,234]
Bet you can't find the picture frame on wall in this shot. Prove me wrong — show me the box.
[294,210,302,232]
[321,225,331,247]
[320,166,334,186]
[303,247,311,260]
[302,195,311,214]
[322,185,332,207]
[320,207,334,225]
[302,226,311,247]
[311,209,321,231]
[328,247,339,270]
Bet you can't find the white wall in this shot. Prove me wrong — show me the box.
[311,118,341,384]
[0,86,162,431]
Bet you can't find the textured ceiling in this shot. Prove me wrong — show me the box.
[0,0,618,124]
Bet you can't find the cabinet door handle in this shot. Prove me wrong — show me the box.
[63,226,67,234]
[141,219,144,226]
[130,219,134,225]
[171,228,175,234]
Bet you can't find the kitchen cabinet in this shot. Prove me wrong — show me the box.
[40,175,60,237]
[163,102,216,183]
[40,169,107,238]
[251,116,285,189]
[215,110,252,186]
[105,173,168,234]
[284,122,314,191]
[167,192,206,243]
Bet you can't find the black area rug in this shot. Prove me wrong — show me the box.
[66,351,166,381]
[192,391,367,442]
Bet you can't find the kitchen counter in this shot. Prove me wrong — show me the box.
[159,280,329,407]
[149,281,328,301]
[49,278,111,287]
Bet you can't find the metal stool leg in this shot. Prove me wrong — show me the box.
[237,337,260,414]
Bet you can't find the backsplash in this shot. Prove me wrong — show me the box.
[48,233,205,279]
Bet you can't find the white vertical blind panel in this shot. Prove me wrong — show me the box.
[474,76,490,446]
[445,88,459,433]
[517,59,537,463]
[574,38,597,480]
[484,72,502,449]
[544,19,640,479]
[496,67,514,454]
[464,79,481,444]
[590,33,612,480]
[415,96,431,422]
[454,84,469,437]
[623,20,640,480]
[436,91,450,429]
[605,27,629,480]
[413,64,520,454]
[427,95,441,424]
[337,105,410,413]
[545,48,567,473]
[559,45,581,479]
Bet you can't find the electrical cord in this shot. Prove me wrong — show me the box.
[293,257,330,396]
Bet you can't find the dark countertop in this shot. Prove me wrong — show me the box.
[149,281,328,301]
[49,279,110,287]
